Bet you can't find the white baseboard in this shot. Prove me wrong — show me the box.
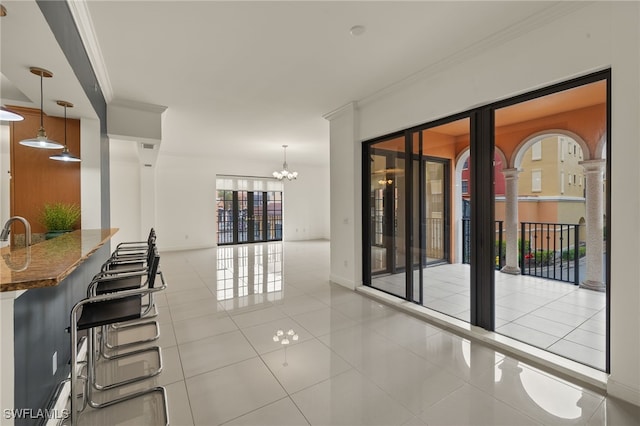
[45,338,87,426]
[158,243,217,252]
[608,378,640,406]
[329,274,356,290]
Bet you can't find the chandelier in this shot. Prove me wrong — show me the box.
[272,144,298,181]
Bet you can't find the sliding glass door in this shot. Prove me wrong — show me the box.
[405,117,471,316]
[217,190,282,245]
[362,70,610,372]
[367,136,406,298]
[492,78,609,371]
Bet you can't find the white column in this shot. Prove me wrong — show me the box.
[501,168,521,274]
[324,102,361,290]
[579,159,606,292]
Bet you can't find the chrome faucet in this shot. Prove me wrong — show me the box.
[0,216,32,247]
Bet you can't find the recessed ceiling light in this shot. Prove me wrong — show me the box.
[350,25,366,36]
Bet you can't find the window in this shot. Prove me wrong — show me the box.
[531,141,542,160]
[362,70,610,373]
[531,169,542,192]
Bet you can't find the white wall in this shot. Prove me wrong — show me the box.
[108,150,330,252]
[0,125,10,228]
[80,118,102,229]
[109,139,141,248]
[330,2,640,405]
[282,163,330,241]
[326,103,361,289]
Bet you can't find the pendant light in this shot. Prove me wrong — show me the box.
[50,101,80,162]
[19,67,64,149]
[0,106,24,121]
[272,145,298,181]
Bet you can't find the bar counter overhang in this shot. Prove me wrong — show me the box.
[0,229,118,426]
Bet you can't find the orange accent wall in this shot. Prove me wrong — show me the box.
[496,104,606,163]
[9,106,81,235]
[495,200,559,224]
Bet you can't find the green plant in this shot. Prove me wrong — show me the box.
[40,202,81,231]
[561,247,587,260]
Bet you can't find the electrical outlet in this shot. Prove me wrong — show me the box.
[52,351,57,375]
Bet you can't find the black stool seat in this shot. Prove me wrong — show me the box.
[77,295,142,330]
[96,275,143,295]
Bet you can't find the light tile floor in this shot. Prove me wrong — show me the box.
[373,263,606,370]
[71,240,638,425]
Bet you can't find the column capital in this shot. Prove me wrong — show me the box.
[579,159,606,173]
[501,168,522,179]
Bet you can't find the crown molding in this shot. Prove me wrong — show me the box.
[109,98,168,114]
[323,101,357,121]
[358,2,590,108]
[66,0,114,103]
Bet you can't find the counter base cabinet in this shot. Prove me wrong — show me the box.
[13,244,109,426]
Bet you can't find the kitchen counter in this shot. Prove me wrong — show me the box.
[0,228,118,292]
[0,228,118,426]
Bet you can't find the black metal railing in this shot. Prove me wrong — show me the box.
[520,222,580,285]
[462,218,470,265]
[461,219,504,270]
[426,217,445,259]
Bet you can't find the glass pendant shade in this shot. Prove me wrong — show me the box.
[19,67,64,150]
[0,106,24,121]
[50,100,80,162]
[272,145,298,180]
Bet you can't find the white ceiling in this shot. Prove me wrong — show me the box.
[2,1,563,167]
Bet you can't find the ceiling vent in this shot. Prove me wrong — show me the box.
[142,143,155,150]
[144,164,152,167]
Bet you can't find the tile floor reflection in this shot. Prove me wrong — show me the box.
[72,241,638,425]
[373,263,606,370]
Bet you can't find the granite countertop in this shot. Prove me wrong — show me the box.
[0,228,118,292]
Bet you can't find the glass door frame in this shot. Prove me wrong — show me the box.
[218,190,283,245]
[369,147,404,276]
[361,69,611,372]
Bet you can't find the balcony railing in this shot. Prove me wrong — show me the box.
[462,219,580,285]
[520,222,580,285]
[461,219,503,270]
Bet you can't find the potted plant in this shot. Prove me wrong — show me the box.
[40,202,81,239]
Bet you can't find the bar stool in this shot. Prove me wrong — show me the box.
[95,241,161,344]
[110,228,156,258]
[102,229,156,272]
[91,262,162,356]
[69,249,168,426]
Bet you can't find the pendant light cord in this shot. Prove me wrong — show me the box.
[63,104,67,148]
[39,73,44,128]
